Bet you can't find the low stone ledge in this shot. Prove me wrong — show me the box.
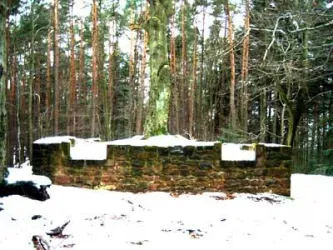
[32,139,291,196]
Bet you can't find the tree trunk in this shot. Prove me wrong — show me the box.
[136,28,147,135]
[46,25,52,134]
[35,56,41,138]
[78,19,85,137]
[189,27,198,136]
[260,88,267,142]
[225,0,237,131]
[143,0,173,137]
[53,0,60,135]
[68,1,76,135]
[169,7,179,134]
[0,3,7,181]
[11,47,18,165]
[180,0,188,133]
[240,0,250,135]
[28,1,35,160]
[91,0,99,137]
[105,20,115,140]
[197,3,206,138]
[15,48,21,165]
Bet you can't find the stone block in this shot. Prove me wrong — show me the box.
[157,147,170,157]
[193,170,207,177]
[188,154,201,160]
[221,161,256,168]
[199,161,213,170]
[226,170,247,179]
[55,175,74,185]
[131,159,146,168]
[179,168,189,176]
[168,156,187,164]
[253,168,267,176]
[183,146,195,156]
[266,167,290,178]
[105,159,115,167]
[107,145,115,158]
[169,146,184,155]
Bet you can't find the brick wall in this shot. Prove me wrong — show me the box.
[32,141,291,195]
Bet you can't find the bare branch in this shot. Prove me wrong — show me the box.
[289,19,333,33]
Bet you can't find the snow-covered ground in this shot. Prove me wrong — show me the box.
[10,136,326,249]
[1,174,333,250]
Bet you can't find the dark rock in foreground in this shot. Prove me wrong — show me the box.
[0,182,50,201]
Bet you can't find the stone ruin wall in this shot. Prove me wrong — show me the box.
[32,142,292,196]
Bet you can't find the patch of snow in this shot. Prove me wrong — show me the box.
[70,138,107,161]
[1,174,333,249]
[269,1,276,8]
[34,136,75,144]
[222,143,256,161]
[14,159,31,169]
[5,167,52,188]
[84,138,101,142]
[291,174,333,206]
[259,143,289,148]
[108,134,216,147]
[106,135,144,145]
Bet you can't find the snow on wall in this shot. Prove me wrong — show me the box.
[34,136,75,144]
[33,136,289,162]
[70,139,107,161]
[107,134,216,147]
[221,144,256,161]
[34,137,107,160]
[34,135,216,161]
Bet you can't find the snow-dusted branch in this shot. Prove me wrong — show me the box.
[263,13,293,61]
[288,19,333,33]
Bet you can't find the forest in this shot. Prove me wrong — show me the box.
[0,0,333,175]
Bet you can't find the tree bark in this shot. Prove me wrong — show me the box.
[91,0,99,137]
[169,6,179,134]
[78,19,85,137]
[189,27,198,136]
[136,28,147,135]
[143,0,173,137]
[68,1,76,135]
[53,0,60,135]
[28,1,35,160]
[240,0,250,135]
[197,3,206,138]
[225,0,237,131]
[105,19,115,140]
[46,25,52,134]
[180,0,188,133]
[260,88,267,142]
[0,2,7,181]
[128,4,136,136]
